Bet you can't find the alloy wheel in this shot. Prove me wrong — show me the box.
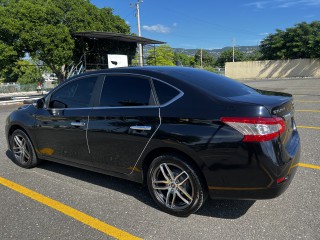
[151,163,194,210]
[12,134,31,164]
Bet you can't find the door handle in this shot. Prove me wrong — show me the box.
[130,126,152,131]
[71,122,86,127]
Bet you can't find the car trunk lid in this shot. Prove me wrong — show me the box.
[228,90,295,146]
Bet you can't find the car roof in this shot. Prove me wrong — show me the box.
[69,66,192,78]
[68,66,257,99]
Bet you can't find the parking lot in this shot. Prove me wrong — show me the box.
[0,77,319,240]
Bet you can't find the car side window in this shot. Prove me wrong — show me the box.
[99,75,156,107]
[153,80,181,105]
[49,77,98,108]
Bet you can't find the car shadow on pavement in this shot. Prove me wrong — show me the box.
[6,151,255,219]
[197,199,255,218]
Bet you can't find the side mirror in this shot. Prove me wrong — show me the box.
[34,98,45,109]
[50,100,67,109]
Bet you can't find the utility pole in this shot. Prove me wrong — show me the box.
[133,0,143,66]
[232,37,235,62]
[200,48,203,68]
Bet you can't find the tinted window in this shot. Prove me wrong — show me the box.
[100,75,155,107]
[50,77,97,108]
[157,68,258,97]
[153,80,180,105]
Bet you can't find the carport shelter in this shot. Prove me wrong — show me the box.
[72,31,165,71]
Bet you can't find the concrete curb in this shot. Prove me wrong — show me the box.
[0,97,40,106]
[0,92,46,106]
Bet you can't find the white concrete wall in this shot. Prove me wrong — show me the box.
[225,59,320,79]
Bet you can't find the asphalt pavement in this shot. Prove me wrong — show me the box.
[0,78,319,240]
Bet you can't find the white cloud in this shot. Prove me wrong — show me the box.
[142,24,171,33]
[173,22,178,27]
[246,0,320,9]
[245,1,268,9]
[276,0,320,8]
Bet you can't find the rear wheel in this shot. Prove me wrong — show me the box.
[147,154,207,216]
[10,129,40,168]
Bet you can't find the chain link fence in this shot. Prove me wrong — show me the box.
[0,82,57,94]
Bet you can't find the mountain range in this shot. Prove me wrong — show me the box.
[143,45,259,58]
[173,46,258,57]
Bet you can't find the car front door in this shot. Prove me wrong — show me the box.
[87,74,160,174]
[33,75,100,165]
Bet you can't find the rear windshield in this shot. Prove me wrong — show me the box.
[167,68,257,97]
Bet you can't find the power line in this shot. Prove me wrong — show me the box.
[124,8,136,19]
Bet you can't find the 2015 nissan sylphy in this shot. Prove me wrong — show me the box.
[5,67,301,216]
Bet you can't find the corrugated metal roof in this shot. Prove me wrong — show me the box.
[72,31,165,45]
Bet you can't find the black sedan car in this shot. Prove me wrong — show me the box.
[5,67,301,216]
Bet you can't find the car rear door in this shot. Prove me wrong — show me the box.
[33,75,101,165]
[87,74,160,174]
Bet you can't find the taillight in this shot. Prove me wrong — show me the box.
[220,117,286,142]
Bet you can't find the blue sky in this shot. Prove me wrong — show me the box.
[91,0,320,49]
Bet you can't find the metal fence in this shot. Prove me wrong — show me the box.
[0,82,57,94]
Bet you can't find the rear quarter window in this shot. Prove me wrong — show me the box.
[153,80,181,105]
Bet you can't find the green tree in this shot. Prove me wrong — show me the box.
[260,21,320,60]
[216,49,245,67]
[173,53,195,67]
[245,49,262,61]
[0,0,130,82]
[0,42,20,80]
[147,45,175,66]
[10,60,43,84]
[194,50,215,68]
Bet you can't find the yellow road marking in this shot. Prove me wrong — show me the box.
[287,156,297,175]
[297,125,320,130]
[295,100,320,103]
[0,176,142,240]
[296,110,320,113]
[291,163,320,170]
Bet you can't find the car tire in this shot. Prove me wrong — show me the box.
[147,154,207,217]
[10,129,40,168]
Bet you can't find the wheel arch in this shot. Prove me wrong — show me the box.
[8,124,34,149]
[141,147,208,189]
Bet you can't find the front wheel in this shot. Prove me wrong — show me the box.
[10,129,40,168]
[147,154,207,217]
